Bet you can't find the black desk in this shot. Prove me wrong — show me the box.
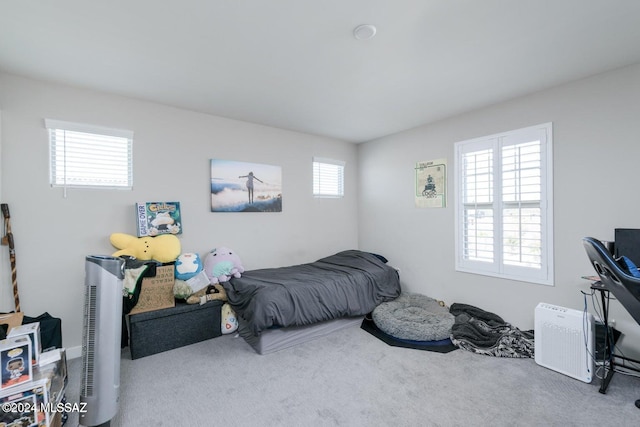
[590,281,640,394]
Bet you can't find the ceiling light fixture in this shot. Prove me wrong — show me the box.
[354,24,377,40]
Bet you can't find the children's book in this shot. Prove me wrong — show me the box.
[135,202,182,237]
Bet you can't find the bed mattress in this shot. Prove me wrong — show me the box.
[224,250,401,335]
[237,315,364,355]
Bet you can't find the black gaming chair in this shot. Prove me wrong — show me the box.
[583,237,640,324]
[583,236,640,408]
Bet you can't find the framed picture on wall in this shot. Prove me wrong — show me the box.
[135,201,182,236]
[415,158,447,208]
[210,159,282,212]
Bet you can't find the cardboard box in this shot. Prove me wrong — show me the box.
[0,312,24,335]
[0,386,40,426]
[50,410,62,427]
[0,336,33,391]
[129,264,176,315]
[0,377,53,426]
[8,322,42,365]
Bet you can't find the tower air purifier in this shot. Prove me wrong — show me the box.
[80,255,124,427]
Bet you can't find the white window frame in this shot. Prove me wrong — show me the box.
[454,123,554,285]
[313,157,345,198]
[45,119,133,193]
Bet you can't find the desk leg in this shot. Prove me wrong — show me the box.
[598,288,614,394]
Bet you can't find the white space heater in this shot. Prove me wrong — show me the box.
[80,255,125,427]
[534,302,594,383]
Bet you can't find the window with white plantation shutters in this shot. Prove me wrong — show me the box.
[462,147,494,264]
[502,139,542,269]
[455,123,553,285]
[45,119,133,193]
[313,157,345,197]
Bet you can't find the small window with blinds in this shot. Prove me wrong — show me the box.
[45,119,133,191]
[313,157,345,197]
[455,123,553,285]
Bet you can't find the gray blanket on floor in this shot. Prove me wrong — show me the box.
[449,303,534,358]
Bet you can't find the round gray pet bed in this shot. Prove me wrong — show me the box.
[372,293,454,341]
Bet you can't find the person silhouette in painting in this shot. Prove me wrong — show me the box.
[239,171,263,204]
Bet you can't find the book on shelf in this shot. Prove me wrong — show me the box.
[136,201,182,237]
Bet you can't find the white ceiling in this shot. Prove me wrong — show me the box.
[1,1,640,143]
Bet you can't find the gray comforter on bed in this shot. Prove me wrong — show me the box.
[223,250,401,335]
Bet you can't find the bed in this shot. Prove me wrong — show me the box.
[223,250,401,354]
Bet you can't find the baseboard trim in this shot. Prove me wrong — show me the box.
[66,345,82,360]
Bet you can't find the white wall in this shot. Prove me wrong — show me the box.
[0,72,358,352]
[4,64,639,357]
[358,63,640,357]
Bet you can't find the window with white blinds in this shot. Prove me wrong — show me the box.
[45,119,133,191]
[455,123,553,285]
[313,157,345,197]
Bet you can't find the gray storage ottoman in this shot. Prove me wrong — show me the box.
[128,300,223,359]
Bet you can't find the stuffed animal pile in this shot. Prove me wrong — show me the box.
[109,232,242,333]
[175,248,241,334]
[173,252,230,305]
[172,247,245,306]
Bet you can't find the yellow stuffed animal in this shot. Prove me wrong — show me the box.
[110,233,181,263]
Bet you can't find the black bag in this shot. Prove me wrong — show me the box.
[121,259,159,348]
[23,312,62,351]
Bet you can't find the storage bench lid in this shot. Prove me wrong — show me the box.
[129,300,223,322]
